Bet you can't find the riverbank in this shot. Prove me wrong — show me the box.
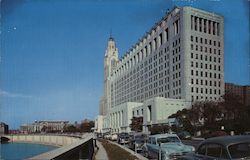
[0,142,58,160]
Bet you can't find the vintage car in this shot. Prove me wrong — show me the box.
[110,133,118,141]
[117,132,130,144]
[178,135,250,160]
[142,134,195,159]
[128,132,148,152]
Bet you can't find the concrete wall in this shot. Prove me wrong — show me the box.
[5,134,80,147]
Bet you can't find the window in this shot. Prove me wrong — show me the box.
[152,138,156,144]
[165,28,169,41]
[204,19,207,33]
[174,20,179,35]
[154,38,157,50]
[207,144,228,159]
[159,33,162,47]
[217,23,220,36]
[191,16,193,30]
[191,36,193,41]
[195,17,197,30]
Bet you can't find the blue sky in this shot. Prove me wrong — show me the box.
[1,0,249,129]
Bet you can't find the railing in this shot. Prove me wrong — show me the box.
[29,135,94,160]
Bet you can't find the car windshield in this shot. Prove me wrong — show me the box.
[228,142,250,159]
[157,136,181,143]
[135,139,144,143]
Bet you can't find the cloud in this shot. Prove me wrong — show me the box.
[0,90,33,98]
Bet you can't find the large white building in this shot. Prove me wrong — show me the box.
[95,6,224,134]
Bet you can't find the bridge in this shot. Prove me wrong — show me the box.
[0,134,95,160]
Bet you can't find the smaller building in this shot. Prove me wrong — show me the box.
[225,83,250,106]
[94,115,104,133]
[132,97,191,133]
[95,97,191,134]
[0,122,9,134]
[20,120,69,133]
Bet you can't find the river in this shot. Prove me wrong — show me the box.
[0,142,58,160]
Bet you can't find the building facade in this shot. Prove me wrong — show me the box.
[0,122,9,134]
[225,83,250,106]
[97,6,224,133]
[20,120,69,133]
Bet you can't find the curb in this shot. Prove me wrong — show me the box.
[108,140,148,160]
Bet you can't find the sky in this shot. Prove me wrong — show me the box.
[0,0,249,129]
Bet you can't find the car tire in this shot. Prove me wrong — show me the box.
[142,148,148,158]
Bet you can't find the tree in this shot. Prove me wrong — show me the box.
[63,125,78,132]
[130,116,143,132]
[169,108,195,134]
[150,124,169,135]
[80,120,94,132]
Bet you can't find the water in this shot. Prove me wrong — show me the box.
[0,142,58,160]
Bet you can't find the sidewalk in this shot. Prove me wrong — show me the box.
[108,140,148,160]
[95,140,108,160]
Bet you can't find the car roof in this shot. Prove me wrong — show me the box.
[200,135,250,146]
[149,134,178,138]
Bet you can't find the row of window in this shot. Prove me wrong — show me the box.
[132,109,144,116]
[113,19,180,77]
[191,70,222,79]
[191,15,220,36]
[191,44,221,55]
[191,36,221,47]
[191,87,222,95]
[191,62,221,71]
[191,79,222,87]
[191,52,221,61]
[191,95,219,101]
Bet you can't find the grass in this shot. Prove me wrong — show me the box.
[99,139,139,160]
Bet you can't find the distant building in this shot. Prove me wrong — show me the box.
[20,120,69,133]
[0,122,9,134]
[94,115,104,133]
[96,6,224,133]
[225,83,250,106]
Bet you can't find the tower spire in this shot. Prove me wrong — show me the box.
[109,29,114,41]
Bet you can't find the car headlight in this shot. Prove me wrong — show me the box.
[161,151,170,160]
[191,146,195,152]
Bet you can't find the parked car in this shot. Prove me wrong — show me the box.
[104,134,111,140]
[142,133,195,159]
[118,132,129,144]
[178,135,250,160]
[128,133,148,152]
[110,133,118,141]
[243,131,250,135]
